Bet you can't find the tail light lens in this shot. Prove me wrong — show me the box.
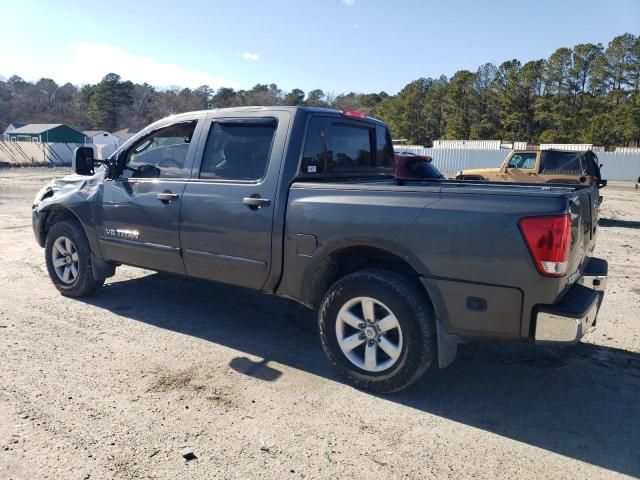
[518,214,571,277]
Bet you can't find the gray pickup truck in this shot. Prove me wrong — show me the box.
[32,107,608,393]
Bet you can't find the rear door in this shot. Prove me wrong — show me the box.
[179,111,291,289]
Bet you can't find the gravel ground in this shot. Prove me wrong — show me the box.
[0,168,638,480]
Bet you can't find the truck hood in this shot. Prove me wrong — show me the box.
[459,167,501,175]
[32,167,106,210]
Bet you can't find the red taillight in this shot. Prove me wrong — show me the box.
[518,214,571,277]
[341,110,367,119]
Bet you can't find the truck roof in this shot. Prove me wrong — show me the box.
[163,106,387,126]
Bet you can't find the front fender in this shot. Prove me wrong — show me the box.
[31,170,106,259]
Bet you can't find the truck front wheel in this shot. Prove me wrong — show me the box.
[318,269,436,393]
[44,220,105,297]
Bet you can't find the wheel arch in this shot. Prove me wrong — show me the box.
[301,237,434,310]
[38,205,82,245]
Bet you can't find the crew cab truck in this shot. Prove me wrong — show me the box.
[32,107,608,393]
[457,149,607,187]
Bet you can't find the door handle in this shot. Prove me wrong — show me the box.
[242,195,271,210]
[157,191,179,203]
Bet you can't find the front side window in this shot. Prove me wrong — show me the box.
[123,122,196,179]
[200,119,276,181]
[507,152,537,169]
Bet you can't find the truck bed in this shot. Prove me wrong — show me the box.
[280,177,599,341]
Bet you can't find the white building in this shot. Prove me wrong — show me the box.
[114,127,138,141]
[83,131,121,159]
[2,121,26,141]
[83,130,120,146]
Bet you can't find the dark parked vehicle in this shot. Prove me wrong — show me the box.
[32,107,608,393]
[394,152,445,181]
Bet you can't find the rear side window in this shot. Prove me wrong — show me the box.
[539,151,585,174]
[301,117,392,175]
[376,125,394,170]
[200,119,276,180]
[332,125,372,171]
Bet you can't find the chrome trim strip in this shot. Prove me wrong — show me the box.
[99,236,179,253]
[183,249,267,269]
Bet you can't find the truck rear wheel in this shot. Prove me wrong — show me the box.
[318,269,436,393]
[45,220,105,297]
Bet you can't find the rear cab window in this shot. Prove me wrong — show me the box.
[301,116,394,177]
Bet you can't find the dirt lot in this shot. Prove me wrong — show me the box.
[0,168,638,480]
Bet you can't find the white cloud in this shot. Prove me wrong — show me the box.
[241,51,260,61]
[0,42,238,90]
[340,0,355,5]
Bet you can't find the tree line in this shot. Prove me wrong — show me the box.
[0,32,637,147]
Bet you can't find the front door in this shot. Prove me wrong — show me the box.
[97,118,201,273]
[504,151,540,182]
[180,112,290,289]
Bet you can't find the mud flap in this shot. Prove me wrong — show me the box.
[91,253,116,280]
[436,317,460,368]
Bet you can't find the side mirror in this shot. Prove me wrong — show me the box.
[73,147,95,175]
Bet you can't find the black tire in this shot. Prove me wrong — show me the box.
[44,220,105,297]
[318,269,436,394]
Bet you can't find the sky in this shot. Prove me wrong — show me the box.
[0,0,638,95]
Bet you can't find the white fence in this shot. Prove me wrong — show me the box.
[395,146,640,181]
[432,139,502,150]
[0,141,115,167]
[0,141,84,166]
[598,150,640,181]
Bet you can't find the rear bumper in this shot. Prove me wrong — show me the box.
[577,256,608,292]
[534,257,607,344]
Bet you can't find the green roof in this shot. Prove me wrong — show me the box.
[9,124,84,135]
[9,124,64,134]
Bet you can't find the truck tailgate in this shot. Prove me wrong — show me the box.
[567,188,596,280]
